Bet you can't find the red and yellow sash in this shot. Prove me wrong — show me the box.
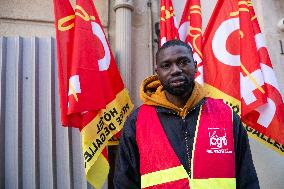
[136,98,236,189]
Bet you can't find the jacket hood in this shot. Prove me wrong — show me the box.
[140,75,207,117]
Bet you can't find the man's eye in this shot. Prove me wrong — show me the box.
[161,64,170,69]
[178,59,190,66]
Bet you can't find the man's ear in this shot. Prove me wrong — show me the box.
[194,61,198,72]
[155,66,158,74]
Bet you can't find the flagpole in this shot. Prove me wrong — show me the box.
[147,0,155,75]
[114,0,134,94]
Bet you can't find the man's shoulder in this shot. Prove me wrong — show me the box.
[125,105,150,123]
[122,105,157,136]
[126,107,140,122]
[128,104,158,118]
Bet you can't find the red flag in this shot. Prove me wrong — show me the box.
[203,0,284,154]
[53,0,134,188]
[179,0,203,84]
[160,0,179,46]
[53,0,75,126]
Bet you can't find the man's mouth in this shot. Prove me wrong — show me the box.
[170,80,185,87]
[169,77,186,87]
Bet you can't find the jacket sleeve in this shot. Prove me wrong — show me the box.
[233,112,260,189]
[113,109,141,189]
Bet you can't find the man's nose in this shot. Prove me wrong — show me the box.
[171,63,182,75]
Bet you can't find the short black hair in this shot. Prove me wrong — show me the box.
[156,39,193,62]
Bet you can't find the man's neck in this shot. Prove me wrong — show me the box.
[165,86,194,109]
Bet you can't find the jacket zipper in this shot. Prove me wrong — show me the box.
[182,105,199,179]
[183,118,192,179]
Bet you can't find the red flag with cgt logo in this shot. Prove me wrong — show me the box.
[203,0,284,155]
[53,0,134,188]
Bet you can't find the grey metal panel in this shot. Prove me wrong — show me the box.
[102,180,108,189]
[0,36,105,189]
[88,181,107,189]
[0,37,6,189]
[53,39,71,189]
[71,129,88,189]
[22,37,37,189]
[38,38,54,189]
[5,37,21,189]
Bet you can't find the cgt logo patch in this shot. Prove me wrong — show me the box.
[206,128,232,154]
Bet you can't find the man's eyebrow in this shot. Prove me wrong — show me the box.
[159,60,170,65]
[177,56,191,61]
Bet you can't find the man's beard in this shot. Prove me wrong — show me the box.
[162,79,193,96]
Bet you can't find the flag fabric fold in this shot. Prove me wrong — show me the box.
[179,0,203,84]
[53,0,134,188]
[159,0,179,46]
[53,0,75,127]
[203,0,284,155]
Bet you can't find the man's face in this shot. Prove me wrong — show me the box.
[155,45,197,96]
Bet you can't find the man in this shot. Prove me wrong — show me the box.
[114,40,259,189]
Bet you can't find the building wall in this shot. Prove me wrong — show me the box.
[0,0,284,188]
[0,0,55,36]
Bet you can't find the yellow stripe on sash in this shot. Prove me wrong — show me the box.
[141,165,189,188]
[190,178,236,189]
